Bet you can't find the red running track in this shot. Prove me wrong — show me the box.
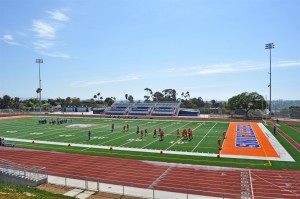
[277,128,300,152]
[0,147,299,198]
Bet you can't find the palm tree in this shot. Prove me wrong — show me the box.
[97,92,100,101]
[144,88,153,102]
[125,94,128,102]
[181,92,185,100]
[186,91,190,100]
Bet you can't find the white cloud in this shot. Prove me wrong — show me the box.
[33,40,54,49]
[1,34,18,45]
[38,50,70,58]
[157,59,300,78]
[197,63,263,75]
[32,20,56,39]
[165,61,264,76]
[71,75,140,88]
[47,10,69,22]
[31,9,70,58]
[274,60,300,68]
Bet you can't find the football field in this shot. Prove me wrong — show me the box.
[0,116,228,154]
[1,115,300,170]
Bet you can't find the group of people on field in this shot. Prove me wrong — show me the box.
[38,117,68,125]
[177,128,193,141]
[87,123,195,142]
[152,128,165,141]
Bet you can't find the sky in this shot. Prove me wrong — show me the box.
[1,0,299,102]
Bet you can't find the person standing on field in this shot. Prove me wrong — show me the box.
[87,130,91,141]
[111,123,115,132]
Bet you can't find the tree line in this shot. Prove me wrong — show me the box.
[1,89,299,118]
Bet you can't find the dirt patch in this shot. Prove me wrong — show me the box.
[37,183,73,195]
[37,184,143,199]
[88,192,142,199]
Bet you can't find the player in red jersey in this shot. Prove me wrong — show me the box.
[188,130,193,141]
[177,128,180,138]
[126,124,129,132]
[159,129,164,141]
[223,131,226,139]
[153,128,157,138]
[182,129,187,140]
[218,137,221,146]
[145,128,148,136]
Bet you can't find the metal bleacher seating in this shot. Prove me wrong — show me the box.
[0,158,47,186]
[178,108,200,116]
[128,103,156,116]
[151,102,180,116]
[104,103,134,115]
[103,102,181,116]
[92,108,105,114]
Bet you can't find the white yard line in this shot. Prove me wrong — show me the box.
[192,123,217,152]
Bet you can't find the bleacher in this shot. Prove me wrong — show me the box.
[0,158,47,187]
[178,109,200,116]
[151,102,180,116]
[128,103,156,116]
[104,103,134,115]
[92,108,105,114]
[64,106,90,112]
[102,102,181,116]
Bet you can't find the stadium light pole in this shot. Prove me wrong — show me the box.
[265,43,274,118]
[36,59,43,114]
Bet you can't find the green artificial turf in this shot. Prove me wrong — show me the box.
[278,124,300,145]
[1,116,299,170]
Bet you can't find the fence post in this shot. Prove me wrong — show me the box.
[97,178,99,191]
[153,187,154,199]
[65,177,67,186]
[187,193,188,199]
[85,176,88,189]
[123,185,124,196]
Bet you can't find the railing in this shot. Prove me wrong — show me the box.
[46,171,298,199]
[0,158,47,180]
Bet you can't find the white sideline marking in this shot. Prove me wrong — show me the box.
[257,123,294,161]
[3,127,294,162]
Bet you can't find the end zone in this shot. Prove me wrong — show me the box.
[220,122,294,162]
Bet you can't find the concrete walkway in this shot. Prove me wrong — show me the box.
[48,175,225,199]
[64,188,95,199]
